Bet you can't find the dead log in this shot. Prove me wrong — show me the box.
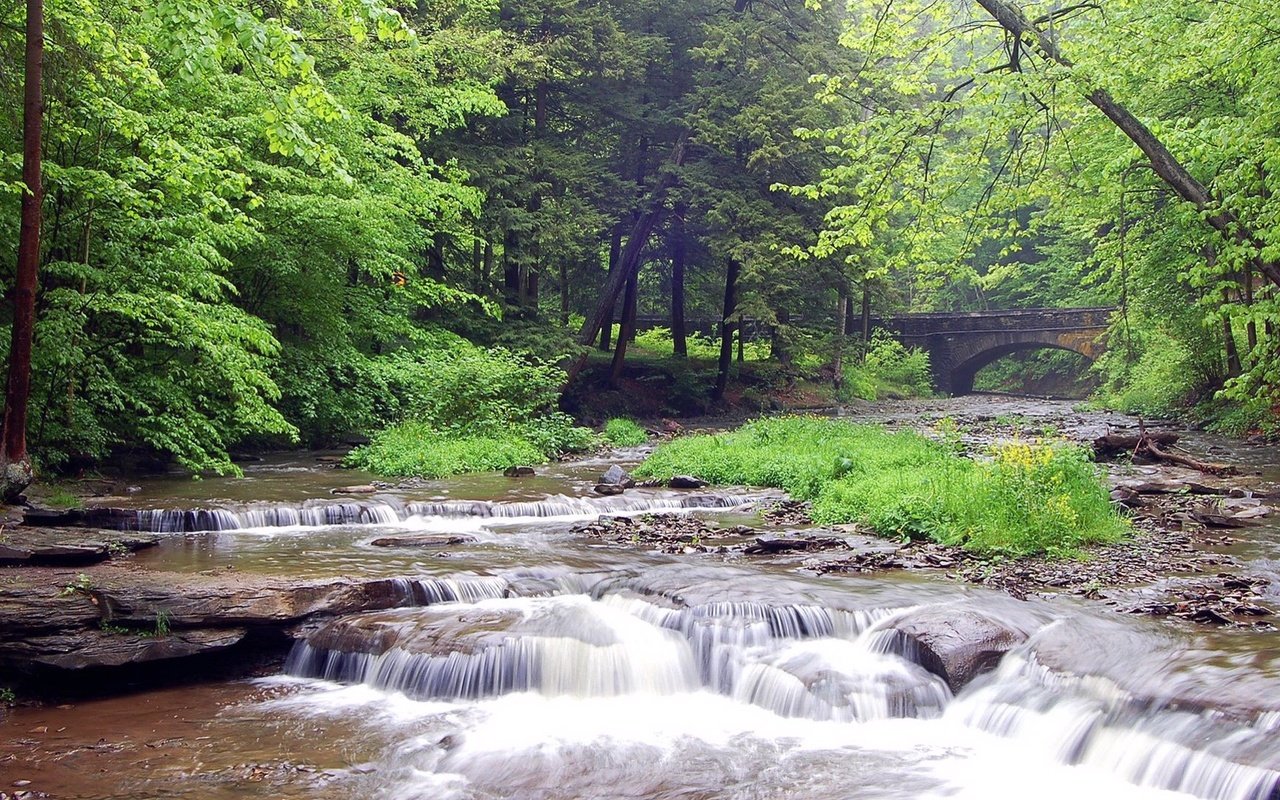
[1092,431,1179,457]
[1100,422,1237,476]
[1144,441,1235,476]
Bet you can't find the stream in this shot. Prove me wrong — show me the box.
[2,397,1278,800]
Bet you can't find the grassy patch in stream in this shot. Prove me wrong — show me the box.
[345,420,597,478]
[603,418,647,447]
[634,416,1127,558]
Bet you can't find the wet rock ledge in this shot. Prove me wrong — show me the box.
[0,541,449,694]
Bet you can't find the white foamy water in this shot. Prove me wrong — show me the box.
[280,592,1280,800]
[123,491,770,533]
[255,682,1215,800]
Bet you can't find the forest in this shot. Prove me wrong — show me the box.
[5,4,1280,795]
[2,0,1278,491]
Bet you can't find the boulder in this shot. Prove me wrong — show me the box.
[593,483,626,496]
[331,485,378,495]
[599,465,635,488]
[882,606,1030,693]
[504,466,536,478]
[669,475,708,489]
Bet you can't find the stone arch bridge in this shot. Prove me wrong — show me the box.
[879,307,1113,395]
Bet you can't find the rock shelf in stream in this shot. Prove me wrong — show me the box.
[0,528,160,566]
[0,565,513,676]
[34,491,772,533]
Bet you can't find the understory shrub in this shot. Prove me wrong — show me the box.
[347,341,597,477]
[635,416,1126,557]
[632,326,772,361]
[344,423,546,478]
[603,418,647,446]
[839,331,933,401]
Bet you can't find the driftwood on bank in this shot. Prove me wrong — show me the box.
[1092,431,1179,456]
[1092,428,1235,476]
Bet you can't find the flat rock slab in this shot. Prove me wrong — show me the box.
[0,564,458,673]
[0,528,160,566]
[11,627,249,669]
[370,534,477,548]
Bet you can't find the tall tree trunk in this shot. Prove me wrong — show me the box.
[481,241,493,294]
[502,230,521,308]
[1222,288,1242,378]
[833,293,847,393]
[1244,269,1258,355]
[771,309,791,365]
[609,269,639,387]
[426,234,446,280]
[974,0,1280,289]
[712,260,740,403]
[843,295,856,336]
[860,278,871,362]
[524,261,539,316]
[559,261,569,327]
[737,318,744,363]
[670,205,688,358]
[471,234,483,292]
[1,0,44,501]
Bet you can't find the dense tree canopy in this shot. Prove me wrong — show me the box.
[1,0,1277,481]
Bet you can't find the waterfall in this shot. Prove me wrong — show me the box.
[284,591,1280,800]
[949,651,1280,800]
[102,492,765,533]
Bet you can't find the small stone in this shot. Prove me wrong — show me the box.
[594,483,626,496]
[331,485,378,495]
[599,465,635,488]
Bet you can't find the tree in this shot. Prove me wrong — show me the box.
[0,0,43,501]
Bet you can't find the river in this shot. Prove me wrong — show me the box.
[2,397,1278,800]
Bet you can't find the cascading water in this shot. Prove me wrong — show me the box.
[282,585,1280,800]
[110,492,769,533]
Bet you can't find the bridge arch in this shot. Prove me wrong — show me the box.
[880,308,1112,396]
[948,340,1096,396]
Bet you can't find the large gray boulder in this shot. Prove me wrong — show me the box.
[881,605,1032,693]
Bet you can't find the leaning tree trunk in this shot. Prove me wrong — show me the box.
[712,259,740,404]
[599,224,623,352]
[609,270,639,387]
[973,0,1280,290]
[1,0,44,502]
[567,136,688,383]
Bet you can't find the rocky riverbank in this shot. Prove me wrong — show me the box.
[2,397,1276,703]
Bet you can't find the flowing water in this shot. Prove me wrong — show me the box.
[3,398,1279,800]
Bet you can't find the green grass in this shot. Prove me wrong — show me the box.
[346,422,568,478]
[634,416,1127,558]
[40,487,84,509]
[603,418,647,447]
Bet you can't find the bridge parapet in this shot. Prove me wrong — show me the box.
[880,307,1114,338]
